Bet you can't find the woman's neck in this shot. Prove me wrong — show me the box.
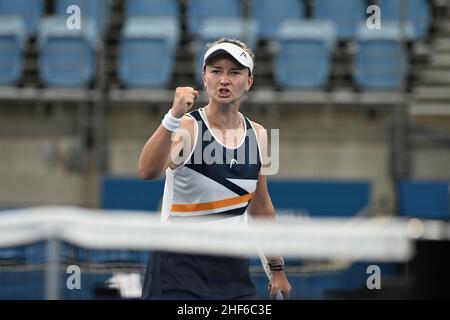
[204,103,241,130]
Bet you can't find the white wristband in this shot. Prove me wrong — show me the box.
[162,110,182,132]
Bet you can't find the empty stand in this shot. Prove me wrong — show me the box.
[377,0,431,40]
[274,20,336,89]
[37,16,98,88]
[251,0,304,41]
[55,0,112,37]
[125,0,179,18]
[118,17,179,88]
[186,0,242,37]
[354,22,413,90]
[313,0,366,40]
[0,0,44,37]
[0,16,26,86]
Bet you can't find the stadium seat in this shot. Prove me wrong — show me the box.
[118,17,179,88]
[0,16,26,86]
[251,0,304,41]
[37,17,98,88]
[187,0,242,37]
[354,22,413,91]
[125,0,179,18]
[55,0,111,36]
[377,0,431,40]
[313,0,366,40]
[195,17,257,85]
[398,180,450,220]
[274,20,336,90]
[0,0,44,37]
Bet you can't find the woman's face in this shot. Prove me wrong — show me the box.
[203,54,253,106]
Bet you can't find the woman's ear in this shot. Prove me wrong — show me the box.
[203,73,207,90]
[247,75,254,91]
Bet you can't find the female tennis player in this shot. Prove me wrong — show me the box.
[138,38,291,300]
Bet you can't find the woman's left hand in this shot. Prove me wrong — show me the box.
[268,270,292,300]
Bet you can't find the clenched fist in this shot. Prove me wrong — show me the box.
[171,87,199,118]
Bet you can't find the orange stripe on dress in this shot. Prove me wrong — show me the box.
[171,193,254,212]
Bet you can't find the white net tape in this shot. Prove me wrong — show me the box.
[2,206,447,262]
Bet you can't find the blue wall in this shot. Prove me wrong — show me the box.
[267,179,369,216]
[101,177,370,217]
[100,177,165,211]
[398,180,450,219]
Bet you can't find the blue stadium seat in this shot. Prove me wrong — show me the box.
[195,18,257,85]
[354,22,413,91]
[55,0,111,36]
[125,0,179,18]
[398,180,450,220]
[0,0,44,37]
[187,0,242,37]
[251,0,304,41]
[0,16,26,86]
[313,0,366,40]
[37,17,98,88]
[274,20,336,90]
[118,17,179,88]
[377,0,431,40]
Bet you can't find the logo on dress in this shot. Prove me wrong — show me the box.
[230,159,238,168]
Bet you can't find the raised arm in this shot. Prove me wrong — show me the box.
[138,87,198,179]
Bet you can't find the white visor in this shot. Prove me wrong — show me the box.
[203,42,254,75]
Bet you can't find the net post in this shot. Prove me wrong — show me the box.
[44,238,61,300]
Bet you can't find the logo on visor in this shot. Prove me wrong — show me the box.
[240,52,247,58]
